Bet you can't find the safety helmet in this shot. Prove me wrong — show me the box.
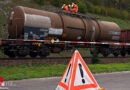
[68,4,71,7]
[72,3,75,5]
[63,4,66,6]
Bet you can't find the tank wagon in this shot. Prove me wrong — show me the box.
[0,6,129,58]
[8,6,120,41]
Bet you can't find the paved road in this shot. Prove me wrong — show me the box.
[8,71,130,90]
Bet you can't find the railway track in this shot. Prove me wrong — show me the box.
[0,57,130,66]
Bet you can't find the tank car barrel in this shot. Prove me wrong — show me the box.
[8,6,121,42]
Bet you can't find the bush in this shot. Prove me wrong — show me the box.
[51,0,63,7]
[122,10,129,19]
[78,1,87,13]
[32,0,45,6]
[85,1,130,20]
[91,50,100,64]
[115,10,121,18]
[85,1,94,13]
[100,6,106,15]
[91,0,100,5]
[106,8,129,20]
[94,6,101,14]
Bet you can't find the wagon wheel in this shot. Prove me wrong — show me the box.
[4,47,16,58]
[29,45,38,58]
[121,51,126,57]
[17,47,28,58]
[101,48,110,57]
[112,49,120,57]
[29,51,37,58]
[128,50,130,55]
[39,46,50,58]
[113,51,119,57]
[113,53,119,57]
[90,48,99,55]
[8,51,16,58]
[102,52,109,57]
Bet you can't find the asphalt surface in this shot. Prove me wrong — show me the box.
[7,71,130,90]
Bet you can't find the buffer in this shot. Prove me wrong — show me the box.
[56,50,104,90]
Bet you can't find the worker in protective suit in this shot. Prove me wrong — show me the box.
[61,4,69,12]
[70,3,78,13]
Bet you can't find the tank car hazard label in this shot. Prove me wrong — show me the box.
[24,14,51,28]
[112,36,120,40]
[108,31,120,35]
[49,28,63,35]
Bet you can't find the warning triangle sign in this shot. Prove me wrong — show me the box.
[56,50,101,90]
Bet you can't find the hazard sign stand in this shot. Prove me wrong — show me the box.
[56,50,104,90]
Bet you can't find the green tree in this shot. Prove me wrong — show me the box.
[78,1,87,13]
[51,0,63,7]
[32,0,45,6]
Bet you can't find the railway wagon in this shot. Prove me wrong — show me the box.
[119,29,130,56]
[120,29,130,43]
[0,6,129,58]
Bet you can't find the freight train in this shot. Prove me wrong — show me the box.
[0,6,130,58]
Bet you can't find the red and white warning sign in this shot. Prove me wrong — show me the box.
[56,50,101,90]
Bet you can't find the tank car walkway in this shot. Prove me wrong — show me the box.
[7,71,130,90]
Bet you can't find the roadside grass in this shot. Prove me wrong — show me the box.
[0,62,130,81]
